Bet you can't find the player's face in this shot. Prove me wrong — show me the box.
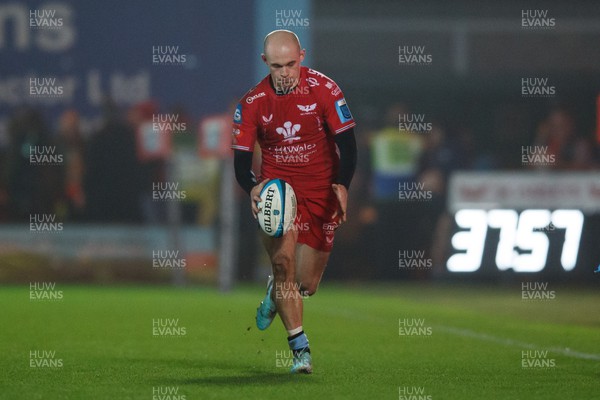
[262,47,305,92]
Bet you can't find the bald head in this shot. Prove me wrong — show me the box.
[262,30,305,93]
[263,30,301,56]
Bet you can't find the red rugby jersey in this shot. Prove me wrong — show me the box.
[232,66,356,198]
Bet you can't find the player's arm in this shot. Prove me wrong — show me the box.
[334,127,357,189]
[233,150,267,218]
[232,96,266,216]
[331,128,357,224]
[233,150,257,195]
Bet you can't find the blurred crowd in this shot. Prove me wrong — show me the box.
[0,101,194,224]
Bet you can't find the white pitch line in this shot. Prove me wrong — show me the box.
[436,325,600,361]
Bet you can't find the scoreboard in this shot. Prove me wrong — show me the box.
[446,172,600,277]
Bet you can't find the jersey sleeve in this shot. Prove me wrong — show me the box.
[231,100,257,152]
[321,81,356,135]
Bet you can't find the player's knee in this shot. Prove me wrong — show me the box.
[300,281,319,297]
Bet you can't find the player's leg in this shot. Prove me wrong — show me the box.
[262,229,312,373]
[295,243,330,297]
[278,224,332,374]
[271,242,328,374]
[261,229,302,331]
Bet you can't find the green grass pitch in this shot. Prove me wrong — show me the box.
[1,283,598,399]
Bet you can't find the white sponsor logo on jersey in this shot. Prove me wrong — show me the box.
[276,121,301,143]
[297,103,317,113]
[262,114,273,124]
[308,68,328,79]
[323,81,340,95]
[306,77,319,87]
[246,92,266,104]
[322,222,338,232]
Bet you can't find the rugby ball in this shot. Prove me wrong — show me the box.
[257,179,297,238]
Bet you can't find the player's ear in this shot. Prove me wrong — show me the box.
[261,53,268,65]
[299,49,306,62]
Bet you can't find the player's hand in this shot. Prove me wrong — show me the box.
[331,183,348,225]
[250,180,268,219]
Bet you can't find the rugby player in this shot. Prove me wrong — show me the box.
[232,30,357,374]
